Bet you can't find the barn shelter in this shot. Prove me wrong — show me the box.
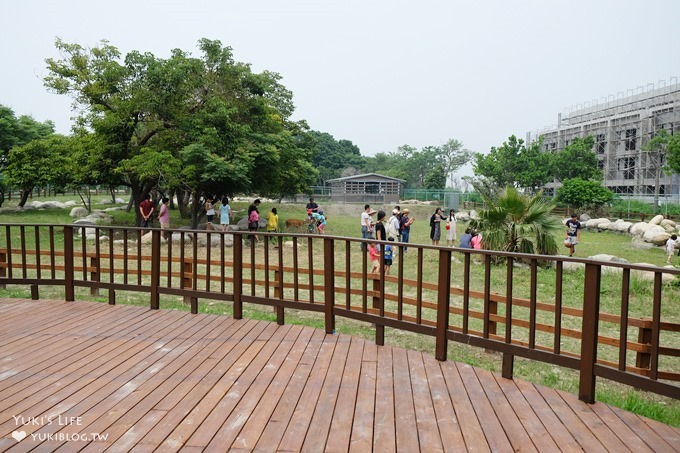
[326,173,405,203]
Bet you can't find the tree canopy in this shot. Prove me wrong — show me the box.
[473,135,552,192]
[44,38,316,227]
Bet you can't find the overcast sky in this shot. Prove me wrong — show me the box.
[2,0,680,178]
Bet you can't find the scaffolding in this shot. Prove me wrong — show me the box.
[531,78,680,197]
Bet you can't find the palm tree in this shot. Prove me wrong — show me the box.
[469,186,563,256]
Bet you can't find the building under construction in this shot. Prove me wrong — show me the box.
[533,79,680,197]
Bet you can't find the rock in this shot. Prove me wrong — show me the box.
[73,218,95,226]
[660,219,677,229]
[579,213,591,222]
[630,222,652,237]
[585,218,610,229]
[85,211,113,224]
[641,225,665,242]
[609,219,633,233]
[64,200,77,207]
[631,263,677,283]
[469,210,479,220]
[588,254,629,264]
[649,214,665,225]
[631,237,656,249]
[648,232,671,246]
[69,207,89,218]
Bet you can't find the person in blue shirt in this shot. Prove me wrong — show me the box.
[459,228,473,249]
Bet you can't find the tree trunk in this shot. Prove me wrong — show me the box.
[17,188,32,208]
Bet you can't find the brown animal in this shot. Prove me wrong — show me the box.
[285,218,306,230]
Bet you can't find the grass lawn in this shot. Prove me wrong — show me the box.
[0,194,679,426]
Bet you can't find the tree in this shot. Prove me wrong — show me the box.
[5,135,69,207]
[556,178,614,210]
[473,135,552,192]
[44,38,315,226]
[0,105,55,206]
[437,139,472,187]
[469,186,563,257]
[665,132,680,175]
[551,136,600,182]
[643,129,674,211]
[309,131,365,185]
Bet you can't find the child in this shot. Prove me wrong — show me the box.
[312,210,326,234]
[267,207,279,246]
[384,238,394,275]
[666,234,678,264]
[219,197,231,232]
[204,196,215,231]
[368,242,380,273]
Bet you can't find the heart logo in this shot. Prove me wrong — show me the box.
[11,430,27,442]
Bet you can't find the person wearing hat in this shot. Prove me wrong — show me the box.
[361,204,375,250]
[399,208,415,252]
[386,208,400,241]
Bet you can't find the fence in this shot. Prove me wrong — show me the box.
[0,224,678,404]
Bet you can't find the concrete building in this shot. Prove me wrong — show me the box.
[532,79,680,197]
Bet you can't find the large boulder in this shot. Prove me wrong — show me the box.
[608,219,633,233]
[629,222,653,237]
[584,218,609,229]
[69,207,89,218]
[579,213,591,222]
[649,214,665,225]
[648,232,671,246]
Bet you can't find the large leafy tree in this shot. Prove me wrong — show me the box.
[0,105,55,206]
[5,134,69,207]
[551,136,600,182]
[665,132,680,175]
[309,131,365,185]
[469,186,563,256]
[44,38,315,227]
[473,135,552,192]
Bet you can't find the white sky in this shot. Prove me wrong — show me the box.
[2,0,680,178]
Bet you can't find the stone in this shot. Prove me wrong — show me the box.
[69,207,89,218]
[649,214,665,225]
[588,254,629,264]
[579,213,591,222]
[648,233,671,246]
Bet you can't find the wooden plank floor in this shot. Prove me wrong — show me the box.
[0,299,678,452]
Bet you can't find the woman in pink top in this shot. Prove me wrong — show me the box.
[158,197,170,239]
[471,231,482,250]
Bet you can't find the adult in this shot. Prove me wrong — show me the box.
[399,208,415,252]
[459,228,473,249]
[445,209,457,246]
[386,209,400,240]
[157,196,170,239]
[565,213,581,257]
[360,204,375,250]
[375,210,387,242]
[219,197,231,232]
[306,197,319,219]
[393,205,402,240]
[429,207,443,245]
[204,196,216,230]
[139,193,154,233]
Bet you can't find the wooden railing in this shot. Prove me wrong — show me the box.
[1,223,679,404]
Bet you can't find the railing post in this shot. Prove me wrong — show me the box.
[636,322,652,370]
[64,225,75,302]
[233,232,243,319]
[579,262,602,403]
[150,229,161,310]
[435,248,452,361]
[182,258,198,313]
[323,237,335,334]
[274,268,284,325]
[0,251,6,289]
[372,277,384,346]
[90,257,100,297]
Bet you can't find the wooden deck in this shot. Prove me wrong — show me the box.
[0,299,678,452]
